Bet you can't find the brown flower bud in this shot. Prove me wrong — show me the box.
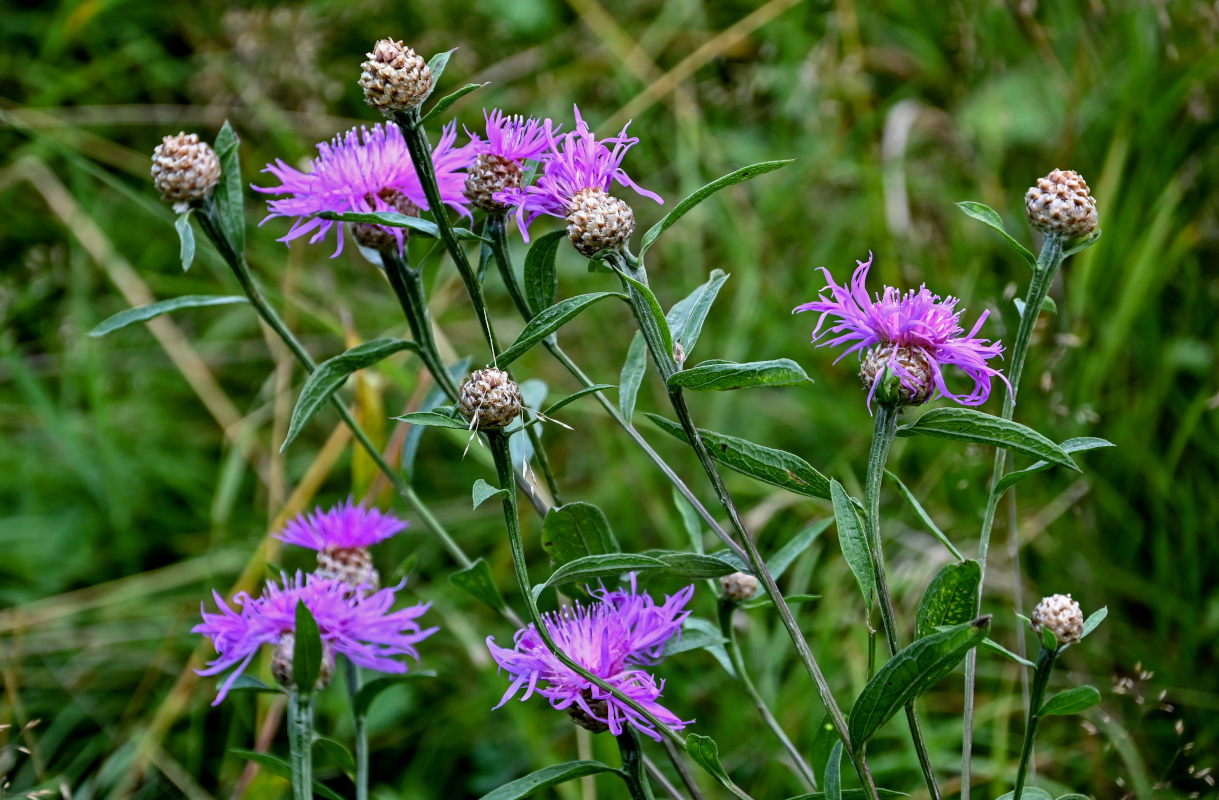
[566,188,635,257]
[351,189,420,252]
[464,153,524,212]
[1031,593,1085,646]
[151,132,221,209]
[270,632,335,690]
[1025,169,1098,239]
[719,572,759,603]
[317,546,379,590]
[860,344,934,407]
[459,367,522,430]
[358,38,434,115]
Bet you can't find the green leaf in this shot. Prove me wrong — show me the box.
[313,736,355,774]
[644,550,740,579]
[497,292,624,366]
[995,789,1053,800]
[956,201,1036,268]
[282,338,418,452]
[645,413,831,499]
[667,358,810,391]
[226,674,281,695]
[420,82,487,126]
[740,593,819,610]
[230,750,346,800]
[785,792,908,800]
[524,230,565,317]
[317,209,434,239]
[403,357,470,479]
[394,410,469,429]
[213,121,245,254]
[665,269,729,357]
[641,161,791,255]
[1041,626,1059,651]
[293,600,323,693]
[848,616,992,752]
[89,295,248,337]
[353,671,437,717]
[980,637,1035,667]
[915,560,982,639]
[830,480,875,607]
[477,761,621,800]
[616,268,675,358]
[541,502,619,567]
[421,49,457,104]
[1041,685,1101,716]
[995,437,1115,496]
[824,740,843,800]
[766,519,832,581]
[174,210,195,271]
[1056,794,1092,800]
[885,470,964,561]
[685,734,752,800]
[1063,229,1101,256]
[449,558,506,612]
[663,617,727,657]
[619,332,648,418]
[897,408,1079,470]
[472,478,508,509]
[1081,606,1107,640]
[809,715,840,788]
[535,553,666,597]
[1014,296,1058,317]
[542,384,616,417]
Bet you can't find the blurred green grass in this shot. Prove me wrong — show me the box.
[1,0,1216,798]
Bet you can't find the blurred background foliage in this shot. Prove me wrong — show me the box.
[1,0,1217,798]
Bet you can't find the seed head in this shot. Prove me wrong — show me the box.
[358,38,433,115]
[566,188,635,257]
[151,132,221,209]
[1031,593,1085,646]
[270,632,336,690]
[860,344,935,408]
[317,546,379,590]
[1025,169,1098,239]
[719,572,758,603]
[464,154,524,212]
[459,367,522,429]
[351,188,420,252]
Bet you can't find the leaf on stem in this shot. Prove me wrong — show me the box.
[685,733,753,800]
[353,671,437,717]
[420,49,457,105]
[915,560,982,639]
[282,338,419,451]
[616,268,675,358]
[449,558,507,612]
[213,121,245,254]
[619,332,648,418]
[662,617,727,657]
[476,761,622,800]
[174,209,195,271]
[524,230,565,316]
[994,789,1053,800]
[642,550,741,579]
[824,740,843,800]
[1014,296,1058,317]
[541,502,620,566]
[312,736,355,774]
[885,469,964,561]
[292,600,323,693]
[226,674,281,695]
[420,82,487,126]
[980,637,1035,668]
[472,478,508,509]
[1081,606,1107,640]
[230,750,346,800]
[896,408,1079,470]
[497,292,625,366]
[666,358,811,391]
[394,410,470,429]
[830,480,874,607]
[89,295,248,337]
[403,357,471,479]
[955,201,1036,268]
[1040,685,1102,716]
[994,437,1114,496]
[541,384,616,417]
[766,519,832,581]
[665,269,729,358]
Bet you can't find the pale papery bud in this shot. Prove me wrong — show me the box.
[459,367,522,429]
[358,38,434,115]
[566,188,635,257]
[151,132,221,210]
[316,546,379,590]
[719,572,758,603]
[464,153,524,212]
[860,344,935,407]
[270,632,335,690]
[1025,169,1098,239]
[1031,593,1085,646]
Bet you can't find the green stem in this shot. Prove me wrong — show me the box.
[608,250,878,800]
[718,599,817,789]
[394,108,499,354]
[1012,645,1056,800]
[486,213,535,321]
[287,687,314,800]
[864,406,940,800]
[618,729,658,800]
[526,419,564,504]
[345,659,368,800]
[962,234,1065,800]
[380,250,459,400]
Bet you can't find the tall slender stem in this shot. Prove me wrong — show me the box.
[864,407,940,800]
[1012,645,1055,800]
[345,658,369,800]
[718,600,817,789]
[287,688,314,800]
[381,250,459,400]
[962,234,1065,799]
[619,729,658,800]
[486,213,534,320]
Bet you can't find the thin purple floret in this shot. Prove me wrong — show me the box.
[276,498,407,552]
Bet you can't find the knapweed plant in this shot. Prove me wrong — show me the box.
[99,37,1113,800]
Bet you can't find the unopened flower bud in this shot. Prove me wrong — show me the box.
[351,189,420,252]
[1025,169,1098,239]
[151,132,221,210]
[459,367,522,429]
[1031,593,1084,646]
[465,154,524,212]
[860,344,934,407]
[566,188,635,257]
[317,546,379,590]
[567,693,610,734]
[270,632,335,690]
[359,38,433,115]
[719,572,758,603]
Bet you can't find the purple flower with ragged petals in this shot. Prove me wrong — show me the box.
[194,572,437,704]
[486,575,693,741]
[254,121,475,257]
[793,253,1010,409]
[468,109,556,163]
[497,105,662,241]
[276,499,407,552]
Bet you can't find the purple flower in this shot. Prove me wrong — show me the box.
[486,575,693,741]
[254,121,475,257]
[498,105,662,241]
[468,109,555,163]
[793,253,1009,408]
[195,572,437,704]
[276,499,407,552]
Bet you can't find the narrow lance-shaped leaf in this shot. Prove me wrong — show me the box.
[472,478,508,509]
[1040,685,1102,716]
[766,519,832,581]
[830,480,874,607]
[282,338,418,451]
[824,740,843,800]
[293,600,323,693]
[394,410,469,430]
[995,437,1115,496]
[662,617,727,657]
[885,469,964,561]
[524,230,565,317]
[1081,606,1107,640]
[535,553,666,595]
[90,295,248,338]
[318,209,441,238]
[213,121,245,254]
[231,750,346,800]
[616,268,675,362]
[641,161,792,255]
[956,201,1036,268]
[897,407,1079,470]
[542,384,616,418]
[643,550,741,579]
[619,332,647,418]
[420,48,457,106]
[354,671,437,717]
[175,209,196,271]
[645,413,831,499]
[667,358,811,391]
[915,560,981,639]
[497,292,624,366]
[848,616,992,752]
[665,269,729,357]
[685,734,752,800]
[313,736,355,774]
[420,82,487,126]
[541,502,620,566]
[449,558,507,612]
[476,761,622,800]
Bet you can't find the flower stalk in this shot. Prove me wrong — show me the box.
[618,729,658,800]
[380,250,460,400]
[287,687,315,800]
[1012,643,1057,800]
[344,659,369,800]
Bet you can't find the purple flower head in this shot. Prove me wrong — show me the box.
[486,574,693,741]
[498,105,662,241]
[276,499,407,552]
[793,253,1010,409]
[194,571,437,704]
[468,109,556,164]
[254,121,475,257]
